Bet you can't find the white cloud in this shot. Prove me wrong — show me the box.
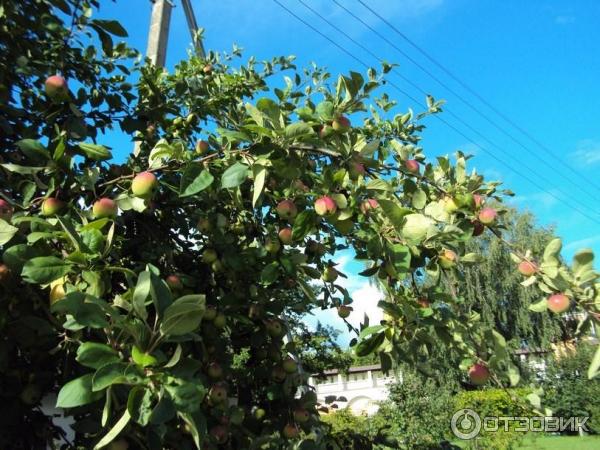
[570,139,600,166]
[564,234,600,252]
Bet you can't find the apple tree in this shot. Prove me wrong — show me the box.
[1,1,599,449]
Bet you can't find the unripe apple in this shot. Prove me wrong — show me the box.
[271,366,287,383]
[166,275,183,291]
[211,260,224,273]
[457,193,475,209]
[468,363,490,386]
[471,220,485,237]
[209,384,227,405]
[319,124,334,139]
[548,293,570,314]
[282,423,300,439]
[334,219,353,235]
[203,64,213,74]
[213,313,227,329]
[278,227,293,245]
[443,196,459,213]
[360,198,379,215]
[44,75,68,101]
[276,199,298,220]
[478,207,497,225]
[204,305,217,321]
[131,171,158,198]
[229,406,245,425]
[209,425,228,444]
[266,319,284,338]
[207,362,224,379]
[337,305,352,318]
[518,261,538,277]
[439,249,457,269]
[0,199,14,222]
[282,357,297,374]
[322,266,338,283]
[294,408,310,423]
[41,198,64,216]
[404,159,419,174]
[202,248,218,263]
[332,115,350,133]
[252,407,266,421]
[314,196,337,216]
[196,139,209,155]
[92,198,117,218]
[49,281,66,305]
[264,238,281,254]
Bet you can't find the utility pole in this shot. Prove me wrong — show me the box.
[146,0,173,67]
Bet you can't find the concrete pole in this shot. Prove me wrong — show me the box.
[181,0,206,58]
[146,0,173,67]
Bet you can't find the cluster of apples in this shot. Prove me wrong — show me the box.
[319,115,351,139]
[516,260,570,313]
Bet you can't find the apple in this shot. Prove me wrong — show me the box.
[268,346,282,362]
[49,280,66,305]
[548,293,570,314]
[197,216,211,233]
[319,124,334,139]
[44,75,68,101]
[203,64,213,74]
[471,220,485,237]
[196,139,209,155]
[165,275,183,291]
[282,357,297,374]
[252,407,266,421]
[478,207,497,225]
[0,199,13,222]
[107,439,129,450]
[278,227,293,244]
[322,266,338,283]
[349,161,366,178]
[294,408,310,423]
[229,406,245,425]
[41,198,64,216]
[264,238,281,254]
[518,261,538,277]
[211,260,224,273]
[209,425,228,444]
[443,196,459,213]
[266,319,285,338]
[332,115,350,133]
[282,423,300,439]
[417,298,431,308]
[337,305,352,318]
[213,313,227,329]
[131,171,158,198]
[314,196,337,216]
[473,194,484,208]
[276,199,298,220]
[202,248,218,263]
[271,366,287,383]
[334,219,353,235]
[209,384,227,405]
[92,198,117,218]
[207,362,223,379]
[404,159,419,174]
[0,264,10,283]
[468,363,490,386]
[204,305,217,321]
[306,240,326,256]
[360,198,379,215]
[439,249,457,269]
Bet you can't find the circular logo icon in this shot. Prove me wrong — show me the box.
[451,408,481,440]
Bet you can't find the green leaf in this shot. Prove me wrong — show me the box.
[588,345,600,379]
[77,143,112,161]
[221,162,249,189]
[160,295,205,336]
[315,101,334,120]
[366,179,391,191]
[1,163,45,174]
[377,199,410,230]
[132,270,151,320]
[94,409,131,449]
[56,373,103,408]
[355,330,385,357]
[401,213,435,242]
[165,381,206,414]
[93,19,128,37]
[92,362,143,391]
[76,342,120,369]
[150,273,172,317]
[261,262,280,285]
[252,165,266,208]
[164,344,183,368]
[127,386,154,426]
[573,248,594,277]
[292,210,316,241]
[529,298,548,312]
[16,139,48,160]
[0,219,18,245]
[180,166,214,197]
[543,238,562,265]
[132,345,158,368]
[284,122,313,140]
[22,256,72,284]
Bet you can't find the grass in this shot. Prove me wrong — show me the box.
[517,434,600,449]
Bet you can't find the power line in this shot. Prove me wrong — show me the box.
[354,0,600,194]
[271,0,600,226]
[294,0,599,217]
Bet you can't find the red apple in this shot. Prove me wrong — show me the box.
[278,227,293,244]
[417,298,431,308]
[131,171,158,198]
[196,139,209,155]
[0,199,13,222]
[360,198,379,215]
[404,159,420,174]
[439,249,457,269]
[319,124,333,139]
[314,196,337,216]
[518,261,538,277]
[0,264,10,283]
[547,293,570,314]
[337,305,352,318]
[264,238,281,254]
[478,207,497,225]
[468,363,490,386]
[332,115,351,133]
[209,384,227,405]
[41,198,64,216]
[276,200,298,220]
[473,194,484,208]
[44,75,68,101]
[166,275,183,291]
[209,425,228,444]
[294,408,310,423]
[92,198,117,218]
[282,423,300,439]
[203,64,213,74]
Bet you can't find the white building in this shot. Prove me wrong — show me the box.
[308,365,398,415]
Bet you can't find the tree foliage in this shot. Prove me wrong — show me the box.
[0,1,599,449]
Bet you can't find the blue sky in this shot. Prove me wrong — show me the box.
[97,0,600,343]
